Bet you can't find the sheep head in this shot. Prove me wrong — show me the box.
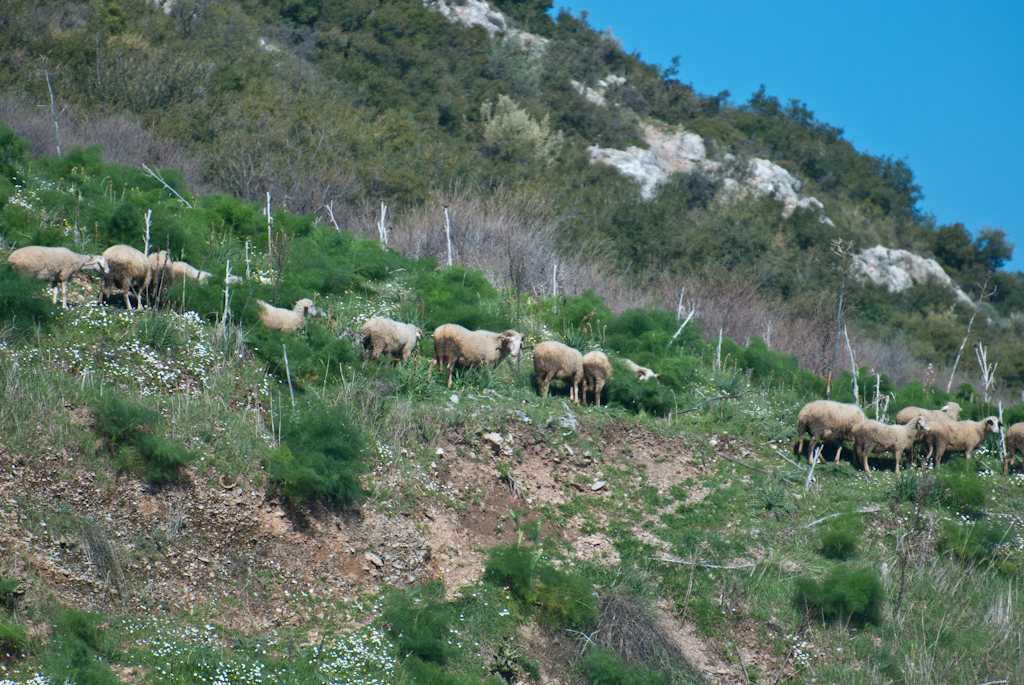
[500,330,524,357]
[84,255,110,274]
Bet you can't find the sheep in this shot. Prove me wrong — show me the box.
[894,402,961,465]
[622,358,659,381]
[851,416,931,475]
[172,260,213,283]
[922,416,1000,468]
[7,246,109,309]
[427,324,524,388]
[894,401,961,425]
[533,340,584,404]
[147,250,175,306]
[1004,422,1024,476]
[359,317,423,362]
[256,298,321,332]
[99,244,151,311]
[582,350,613,407]
[793,400,867,465]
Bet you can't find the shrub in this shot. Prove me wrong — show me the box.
[403,656,504,685]
[938,458,987,515]
[0,262,56,336]
[481,95,564,165]
[793,565,884,627]
[266,396,367,510]
[383,582,452,666]
[939,520,1020,575]
[0,619,27,657]
[91,392,195,484]
[818,514,864,560]
[580,646,669,685]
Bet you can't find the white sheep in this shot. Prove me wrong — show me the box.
[622,358,659,381]
[582,350,613,407]
[99,244,151,311]
[923,416,1000,468]
[427,324,524,388]
[1004,422,1024,476]
[172,260,213,283]
[533,340,584,404]
[7,246,109,309]
[256,298,321,332]
[894,402,961,464]
[794,400,867,465]
[851,416,931,475]
[359,317,423,362]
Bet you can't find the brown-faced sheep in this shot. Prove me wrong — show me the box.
[427,324,524,388]
[923,416,1000,468]
[256,298,321,332]
[794,400,867,464]
[851,416,931,475]
[622,358,659,381]
[1004,422,1024,476]
[7,246,109,309]
[582,350,613,407]
[99,245,151,311]
[533,340,584,404]
[359,317,423,362]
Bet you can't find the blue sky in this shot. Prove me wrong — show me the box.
[561,1,1024,272]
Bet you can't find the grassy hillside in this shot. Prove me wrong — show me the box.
[1,141,1024,684]
[3,0,1024,392]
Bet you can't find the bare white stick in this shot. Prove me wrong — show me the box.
[844,325,858,405]
[715,329,723,370]
[221,258,231,325]
[874,373,881,419]
[141,164,193,208]
[283,344,295,409]
[443,204,453,267]
[245,238,251,280]
[378,202,389,248]
[670,306,696,346]
[976,341,997,403]
[676,287,685,319]
[552,261,558,298]
[42,69,62,157]
[323,201,340,231]
[805,447,820,490]
[999,401,1008,475]
[266,192,273,262]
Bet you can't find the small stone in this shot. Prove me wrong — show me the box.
[450,394,459,404]
[483,432,503,447]
[435,447,445,456]
[591,480,607,491]
[364,552,384,568]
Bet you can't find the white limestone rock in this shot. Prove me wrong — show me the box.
[853,245,973,306]
[426,0,548,47]
[587,145,667,199]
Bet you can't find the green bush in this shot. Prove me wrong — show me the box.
[939,520,1020,575]
[91,392,195,484]
[0,619,27,657]
[0,262,56,336]
[383,582,453,666]
[818,514,864,560]
[580,646,669,685]
[938,458,987,515]
[266,396,367,509]
[402,656,504,685]
[793,565,884,627]
[413,266,509,333]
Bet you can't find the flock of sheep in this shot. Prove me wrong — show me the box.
[794,398,1024,476]
[359,318,659,405]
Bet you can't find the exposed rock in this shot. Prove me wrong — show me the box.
[587,145,667,199]
[853,245,973,306]
[426,0,547,48]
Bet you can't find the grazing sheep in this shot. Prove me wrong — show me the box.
[894,402,961,425]
[7,246,109,309]
[99,244,151,311]
[851,416,931,475]
[1004,422,1024,476]
[923,416,1000,468]
[147,250,175,306]
[622,358,659,381]
[894,402,961,465]
[256,298,321,332]
[533,340,584,404]
[172,260,213,283]
[582,350,613,407]
[427,324,524,388]
[794,400,867,465]
[359,317,423,362]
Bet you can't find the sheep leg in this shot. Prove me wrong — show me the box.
[60,281,69,309]
[427,358,437,377]
[833,443,843,464]
[806,437,819,465]
[446,361,455,388]
[894,448,902,475]
[581,379,589,406]
[595,379,604,408]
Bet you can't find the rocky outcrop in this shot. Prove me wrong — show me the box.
[425,0,547,48]
[570,75,626,107]
[853,245,973,306]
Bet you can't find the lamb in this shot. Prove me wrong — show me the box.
[533,340,584,404]
[622,358,659,381]
[1004,422,1024,476]
[427,324,524,388]
[922,416,1000,468]
[256,298,321,332]
[851,416,931,475]
[99,244,151,311]
[7,246,109,309]
[582,350,613,407]
[147,250,175,306]
[793,400,867,465]
[894,401,961,425]
[359,317,423,362]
